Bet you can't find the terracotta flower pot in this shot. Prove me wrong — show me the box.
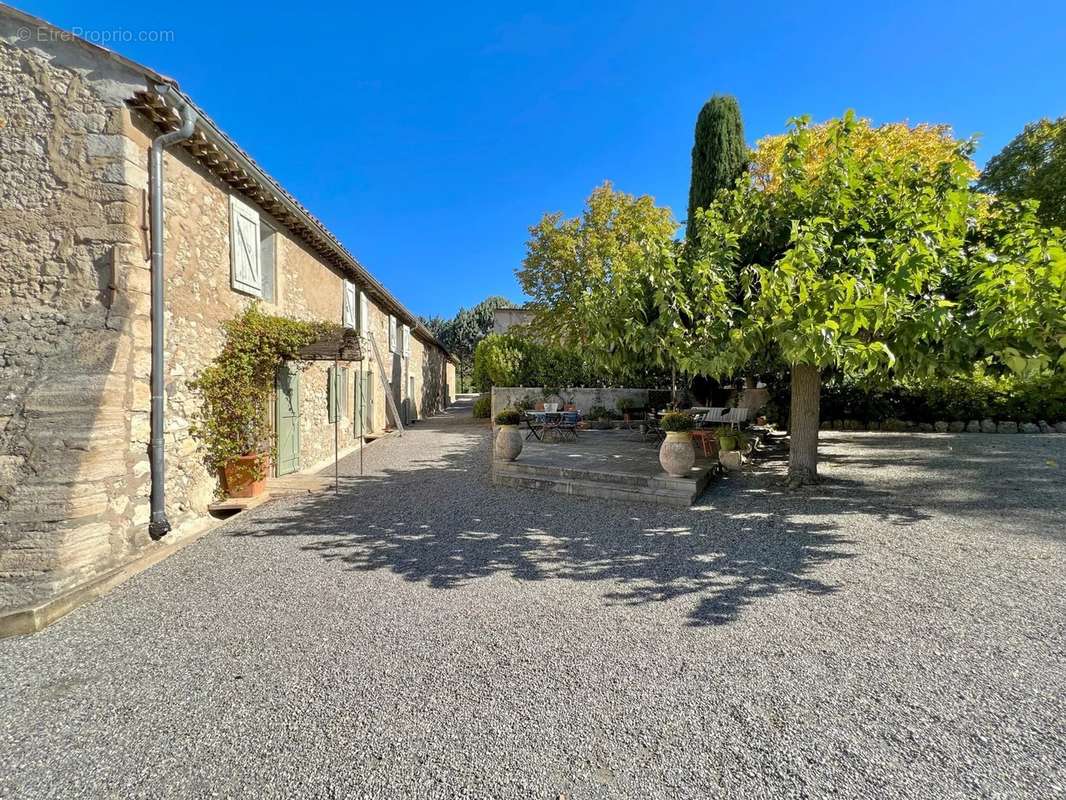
[495,424,523,461]
[221,452,270,498]
[659,430,695,477]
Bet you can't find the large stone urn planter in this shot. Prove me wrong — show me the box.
[221,452,270,498]
[659,431,695,477]
[495,424,523,461]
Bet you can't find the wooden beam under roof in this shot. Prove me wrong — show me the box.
[124,89,456,362]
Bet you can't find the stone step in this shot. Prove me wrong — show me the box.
[493,463,713,508]
[497,458,702,491]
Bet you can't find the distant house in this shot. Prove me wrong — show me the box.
[492,306,535,335]
[0,7,455,634]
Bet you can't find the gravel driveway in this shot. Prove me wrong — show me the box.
[2,398,1064,799]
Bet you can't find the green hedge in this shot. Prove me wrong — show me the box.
[472,395,492,419]
[821,372,1066,424]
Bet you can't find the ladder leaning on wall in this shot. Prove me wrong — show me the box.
[363,333,404,436]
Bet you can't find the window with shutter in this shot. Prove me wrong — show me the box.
[342,280,355,328]
[230,195,262,297]
[402,324,411,357]
[259,222,276,303]
[358,291,369,333]
[388,315,397,353]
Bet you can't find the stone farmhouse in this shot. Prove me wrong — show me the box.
[0,6,456,634]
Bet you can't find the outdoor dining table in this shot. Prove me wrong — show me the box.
[523,411,561,440]
[523,410,580,441]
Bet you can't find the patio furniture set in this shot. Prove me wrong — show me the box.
[523,403,581,442]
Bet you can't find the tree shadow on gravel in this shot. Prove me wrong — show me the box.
[227,411,1064,626]
[813,433,1066,537]
[227,412,962,628]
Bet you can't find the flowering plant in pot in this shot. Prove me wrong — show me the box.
[494,408,524,461]
[659,411,695,477]
[190,305,333,498]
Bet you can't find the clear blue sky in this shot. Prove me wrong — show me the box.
[22,1,1066,318]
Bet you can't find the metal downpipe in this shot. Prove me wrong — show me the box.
[148,84,197,540]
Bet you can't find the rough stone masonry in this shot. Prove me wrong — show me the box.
[0,10,455,631]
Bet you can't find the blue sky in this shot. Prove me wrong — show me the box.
[22,1,1066,318]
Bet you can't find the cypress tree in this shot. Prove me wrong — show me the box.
[686,95,746,243]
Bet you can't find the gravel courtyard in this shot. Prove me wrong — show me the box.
[2,398,1064,799]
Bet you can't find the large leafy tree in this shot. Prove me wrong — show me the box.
[690,112,1065,486]
[520,114,1065,490]
[978,116,1066,229]
[517,182,685,378]
[422,295,512,390]
[686,95,747,245]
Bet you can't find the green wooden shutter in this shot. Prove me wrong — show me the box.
[327,367,337,423]
[339,368,349,419]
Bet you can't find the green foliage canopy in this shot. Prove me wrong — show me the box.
[517,182,685,378]
[471,332,665,392]
[689,112,1066,381]
[978,116,1066,229]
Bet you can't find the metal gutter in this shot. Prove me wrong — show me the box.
[147,83,197,540]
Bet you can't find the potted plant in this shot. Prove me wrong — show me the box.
[494,408,524,461]
[616,397,636,424]
[190,304,332,499]
[716,427,738,452]
[716,428,748,471]
[587,405,611,430]
[221,444,272,498]
[659,411,695,477]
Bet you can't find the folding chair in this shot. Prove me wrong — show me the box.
[556,411,580,440]
[523,412,544,441]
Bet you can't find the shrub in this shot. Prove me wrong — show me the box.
[189,305,332,483]
[819,370,1066,424]
[616,397,638,413]
[471,334,524,391]
[587,405,610,420]
[494,408,522,426]
[661,411,694,432]
[472,395,492,418]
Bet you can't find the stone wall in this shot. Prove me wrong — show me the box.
[0,22,454,620]
[0,31,155,610]
[491,307,534,335]
[490,387,650,418]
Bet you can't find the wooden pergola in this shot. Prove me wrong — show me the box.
[295,329,365,490]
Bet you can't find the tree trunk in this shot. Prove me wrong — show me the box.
[788,363,820,489]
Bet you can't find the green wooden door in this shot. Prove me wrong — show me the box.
[275,364,300,476]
